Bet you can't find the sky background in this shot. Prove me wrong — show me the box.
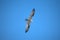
[0,0,60,40]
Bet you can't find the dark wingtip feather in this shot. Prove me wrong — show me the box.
[33,8,35,12]
[25,30,28,33]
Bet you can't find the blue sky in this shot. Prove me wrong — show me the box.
[0,0,60,40]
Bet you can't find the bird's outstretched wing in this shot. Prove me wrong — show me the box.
[25,24,30,33]
[29,8,35,18]
[25,8,35,33]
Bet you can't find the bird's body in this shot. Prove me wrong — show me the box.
[25,8,35,33]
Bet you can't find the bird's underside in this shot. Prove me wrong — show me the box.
[25,8,35,33]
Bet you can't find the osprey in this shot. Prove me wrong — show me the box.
[25,8,35,33]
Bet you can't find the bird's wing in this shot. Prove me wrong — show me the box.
[25,24,30,33]
[25,16,31,33]
[29,8,35,18]
[28,8,35,22]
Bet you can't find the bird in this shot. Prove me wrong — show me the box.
[25,8,35,33]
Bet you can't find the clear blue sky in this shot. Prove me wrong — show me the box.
[0,0,60,40]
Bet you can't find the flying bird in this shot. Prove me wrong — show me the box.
[25,8,35,33]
